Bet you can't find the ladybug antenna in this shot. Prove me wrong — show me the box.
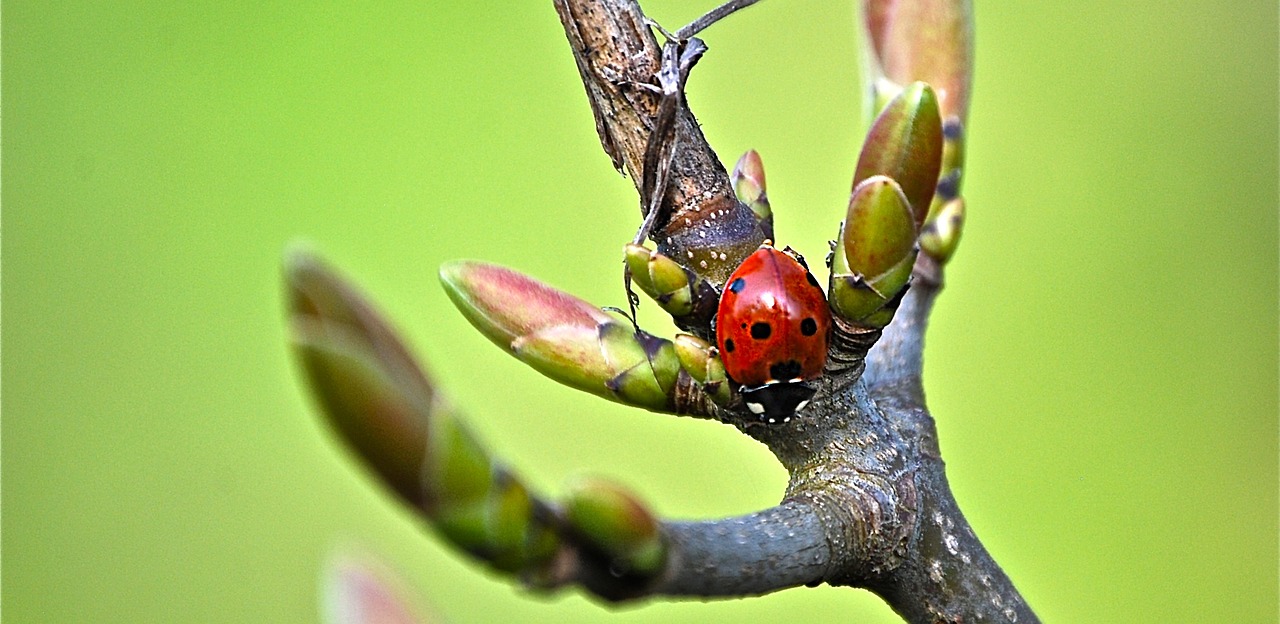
[601,304,642,333]
[620,261,643,331]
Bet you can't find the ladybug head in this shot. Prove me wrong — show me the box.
[740,380,816,424]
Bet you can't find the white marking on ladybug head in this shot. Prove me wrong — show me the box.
[768,417,777,423]
[795,400,810,412]
[783,416,791,423]
[747,402,765,415]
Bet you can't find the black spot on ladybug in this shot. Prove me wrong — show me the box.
[724,338,735,353]
[750,322,771,340]
[800,317,818,336]
[769,360,802,382]
[805,271,820,289]
[728,277,746,294]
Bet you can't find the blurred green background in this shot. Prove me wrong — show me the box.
[5,1,1277,622]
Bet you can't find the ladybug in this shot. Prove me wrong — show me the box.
[715,241,832,423]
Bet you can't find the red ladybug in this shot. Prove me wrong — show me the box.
[715,242,831,423]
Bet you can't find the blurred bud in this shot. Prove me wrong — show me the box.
[322,550,432,624]
[286,250,560,576]
[286,248,438,505]
[563,477,666,577]
[919,196,965,263]
[860,0,973,124]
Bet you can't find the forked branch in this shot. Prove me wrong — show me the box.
[287,1,1038,621]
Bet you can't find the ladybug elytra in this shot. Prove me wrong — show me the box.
[715,242,832,423]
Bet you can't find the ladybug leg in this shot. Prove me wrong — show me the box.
[621,263,642,331]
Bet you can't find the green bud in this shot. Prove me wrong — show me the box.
[563,477,666,577]
[672,334,732,404]
[920,197,965,263]
[285,250,562,576]
[843,176,918,279]
[731,149,771,223]
[286,249,438,506]
[510,322,679,412]
[424,411,492,508]
[624,243,694,317]
[829,176,918,327]
[852,81,944,227]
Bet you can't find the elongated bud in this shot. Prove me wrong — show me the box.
[286,250,560,575]
[439,261,613,350]
[731,150,771,223]
[853,82,944,227]
[563,478,666,577]
[287,249,439,505]
[511,322,679,411]
[442,261,709,414]
[829,176,918,327]
[417,411,560,575]
[920,196,965,262]
[672,333,732,404]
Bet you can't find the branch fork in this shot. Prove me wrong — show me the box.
[285,1,1037,622]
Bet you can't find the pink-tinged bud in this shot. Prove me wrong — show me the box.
[286,248,438,505]
[322,551,433,624]
[861,0,973,123]
[439,261,613,350]
[730,149,771,222]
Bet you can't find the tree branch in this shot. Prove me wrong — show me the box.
[655,502,832,597]
[864,254,943,406]
[288,2,1040,621]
